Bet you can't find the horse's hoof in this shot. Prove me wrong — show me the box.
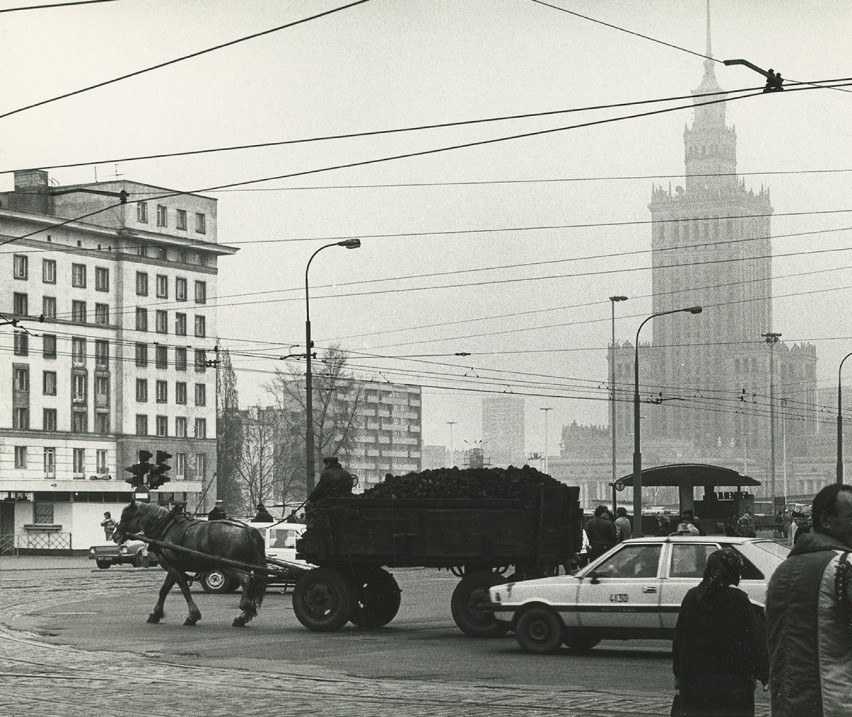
[232,617,246,627]
[146,614,161,624]
[183,618,198,626]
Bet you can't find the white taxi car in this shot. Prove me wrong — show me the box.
[487,536,788,654]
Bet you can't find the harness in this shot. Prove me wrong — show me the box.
[144,505,190,543]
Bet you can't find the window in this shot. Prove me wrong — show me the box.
[72,263,86,288]
[156,415,168,437]
[175,416,188,437]
[95,303,109,325]
[13,366,29,391]
[13,407,29,429]
[176,277,187,301]
[195,383,207,406]
[175,382,187,404]
[42,258,56,284]
[195,453,206,480]
[596,544,662,579]
[669,544,717,579]
[42,296,56,320]
[72,374,86,402]
[156,310,168,333]
[194,280,207,304]
[156,204,167,227]
[156,274,168,298]
[95,340,109,368]
[155,345,168,369]
[136,271,148,296]
[96,412,110,435]
[43,334,56,359]
[44,447,55,477]
[73,448,85,476]
[176,249,187,263]
[175,347,187,371]
[195,349,207,373]
[71,300,86,323]
[136,378,148,402]
[136,307,148,331]
[156,380,168,403]
[194,315,206,337]
[137,201,148,223]
[13,292,28,316]
[156,247,166,260]
[72,337,86,365]
[135,343,148,367]
[13,254,28,279]
[43,409,57,431]
[43,371,57,395]
[14,331,28,356]
[175,452,186,479]
[95,376,109,405]
[195,418,207,439]
[176,209,187,230]
[34,502,54,524]
[96,449,108,474]
[14,446,27,469]
[175,312,187,335]
[136,414,148,436]
[95,266,109,292]
[195,212,206,234]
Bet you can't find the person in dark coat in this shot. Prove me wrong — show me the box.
[654,515,672,536]
[252,503,274,522]
[585,505,618,561]
[673,548,769,717]
[207,500,227,520]
[307,456,354,505]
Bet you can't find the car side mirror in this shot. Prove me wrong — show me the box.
[588,569,600,585]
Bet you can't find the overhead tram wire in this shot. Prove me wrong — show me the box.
[0,0,119,12]
[0,0,372,121]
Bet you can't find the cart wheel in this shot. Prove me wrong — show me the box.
[293,567,355,632]
[450,571,510,638]
[349,568,402,629]
[516,606,565,654]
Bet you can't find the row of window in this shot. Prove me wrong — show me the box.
[135,307,206,336]
[12,406,109,433]
[135,379,206,406]
[14,446,204,480]
[135,272,206,303]
[135,414,207,439]
[137,202,206,234]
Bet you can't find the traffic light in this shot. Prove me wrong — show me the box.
[125,450,153,488]
[149,450,173,489]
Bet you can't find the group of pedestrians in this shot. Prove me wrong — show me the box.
[672,483,852,717]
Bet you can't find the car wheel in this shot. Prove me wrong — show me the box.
[134,552,151,568]
[564,632,601,651]
[292,567,355,632]
[95,558,111,570]
[450,571,510,638]
[349,568,402,629]
[200,569,233,594]
[515,606,565,654]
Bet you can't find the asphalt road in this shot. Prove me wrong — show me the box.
[0,557,771,716]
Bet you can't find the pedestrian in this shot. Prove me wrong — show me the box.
[766,483,852,717]
[585,505,617,561]
[673,548,769,717]
[774,510,785,539]
[207,499,227,521]
[252,503,274,522]
[614,506,632,543]
[654,514,672,536]
[723,514,741,537]
[100,511,116,540]
[682,509,707,536]
[737,510,756,538]
[792,513,813,545]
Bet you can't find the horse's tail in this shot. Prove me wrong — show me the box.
[247,570,266,614]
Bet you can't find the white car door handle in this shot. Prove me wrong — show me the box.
[642,586,657,594]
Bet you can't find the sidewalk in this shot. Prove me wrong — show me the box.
[0,554,90,571]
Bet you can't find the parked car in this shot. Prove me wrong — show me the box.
[89,539,156,569]
[199,521,309,593]
[487,536,789,654]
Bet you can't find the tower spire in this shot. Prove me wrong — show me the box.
[706,0,712,58]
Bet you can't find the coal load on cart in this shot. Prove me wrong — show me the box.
[293,465,581,636]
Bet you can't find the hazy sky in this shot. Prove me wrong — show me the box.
[2,0,850,456]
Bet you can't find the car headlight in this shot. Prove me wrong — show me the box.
[89,548,95,555]
[119,546,129,555]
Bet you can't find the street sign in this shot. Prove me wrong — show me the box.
[134,486,150,502]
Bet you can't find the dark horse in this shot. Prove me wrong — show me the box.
[114,501,266,627]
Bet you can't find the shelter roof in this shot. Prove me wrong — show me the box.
[614,463,760,488]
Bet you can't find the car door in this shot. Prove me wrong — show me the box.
[659,541,721,631]
[575,542,664,631]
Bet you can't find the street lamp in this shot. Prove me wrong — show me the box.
[837,351,852,483]
[762,332,781,509]
[304,238,361,492]
[609,295,628,511]
[632,306,702,537]
[540,407,553,475]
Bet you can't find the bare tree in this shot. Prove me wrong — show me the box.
[234,406,281,516]
[215,347,243,513]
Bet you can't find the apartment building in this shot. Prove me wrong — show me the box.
[0,170,237,553]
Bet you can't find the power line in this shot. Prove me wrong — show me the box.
[0,0,118,12]
[0,0,371,121]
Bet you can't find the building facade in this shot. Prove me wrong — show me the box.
[481,395,526,468]
[0,170,236,552]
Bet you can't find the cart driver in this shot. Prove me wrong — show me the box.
[306,456,354,508]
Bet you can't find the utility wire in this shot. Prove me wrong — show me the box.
[0,0,371,121]
[0,0,117,12]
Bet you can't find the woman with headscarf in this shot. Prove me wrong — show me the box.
[672,548,769,717]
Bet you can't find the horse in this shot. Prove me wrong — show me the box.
[113,501,267,627]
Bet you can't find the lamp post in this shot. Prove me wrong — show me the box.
[540,407,553,475]
[837,352,852,483]
[632,306,702,537]
[762,332,781,510]
[609,295,628,511]
[304,238,361,492]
